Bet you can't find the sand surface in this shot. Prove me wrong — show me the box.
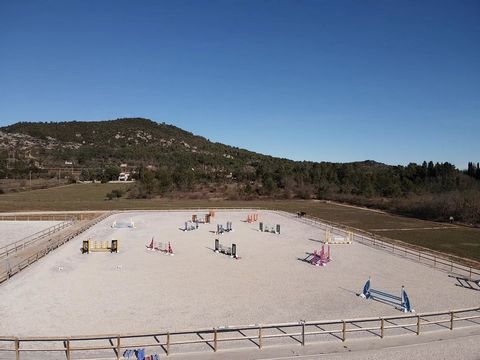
[0,210,478,338]
[0,221,62,248]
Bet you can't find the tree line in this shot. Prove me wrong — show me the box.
[466,162,480,180]
[2,119,479,225]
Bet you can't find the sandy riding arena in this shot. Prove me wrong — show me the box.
[0,210,479,359]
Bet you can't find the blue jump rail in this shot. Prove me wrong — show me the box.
[360,278,414,313]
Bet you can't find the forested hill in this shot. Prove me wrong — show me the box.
[2,118,263,167]
[1,118,479,224]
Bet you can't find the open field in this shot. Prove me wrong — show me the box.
[0,184,479,263]
[0,178,70,194]
[379,228,480,262]
[0,183,132,210]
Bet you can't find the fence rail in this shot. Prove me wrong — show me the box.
[0,214,76,221]
[279,210,480,280]
[0,307,478,359]
[0,212,113,285]
[0,220,75,260]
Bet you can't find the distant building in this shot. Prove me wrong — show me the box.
[118,172,130,181]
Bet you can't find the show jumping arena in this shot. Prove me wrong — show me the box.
[0,210,479,359]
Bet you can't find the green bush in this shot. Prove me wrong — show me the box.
[106,188,124,200]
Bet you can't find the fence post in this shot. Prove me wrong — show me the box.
[301,320,305,346]
[166,332,170,355]
[116,336,121,360]
[258,326,262,349]
[380,318,384,339]
[416,315,421,335]
[469,267,472,279]
[66,338,71,360]
[434,256,436,268]
[451,260,453,272]
[213,328,218,352]
[15,338,20,360]
[450,312,454,330]
[342,321,346,342]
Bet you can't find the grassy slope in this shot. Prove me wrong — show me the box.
[0,184,479,262]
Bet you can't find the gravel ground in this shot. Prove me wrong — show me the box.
[173,328,480,360]
[0,210,478,338]
[314,335,480,360]
[0,221,62,248]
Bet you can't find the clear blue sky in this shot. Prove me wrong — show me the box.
[1,0,479,168]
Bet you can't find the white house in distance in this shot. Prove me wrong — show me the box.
[118,172,130,181]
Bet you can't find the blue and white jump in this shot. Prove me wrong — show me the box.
[182,221,198,231]
[112,219,135,229]
[217,222,233,235]
[360,278,414,313]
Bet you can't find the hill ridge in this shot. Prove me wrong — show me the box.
[1,118,479,226]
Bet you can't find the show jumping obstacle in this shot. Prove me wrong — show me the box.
[192,214,211,224]
[246,214,259,223]
[81,239,119,254]
[324,229,353,244]
[259,222,280,234]
[112,220,135,229]
[301,245,332,267]
[214,239,238,259]
[182,221,198,231]
[311,245,332,266]
[359,278,414,313]
[217,222,233,234]
[146,238,174,255]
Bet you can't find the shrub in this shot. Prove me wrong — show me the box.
[106,188,124,200]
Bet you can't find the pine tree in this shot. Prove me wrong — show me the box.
[427,161,435,177]
[467,162,475,177]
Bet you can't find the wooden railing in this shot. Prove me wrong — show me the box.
[0,307,478,359]
[280,211,480,280]
[0,214,76,221]
[0,220,75,260]
[0,212,113,285]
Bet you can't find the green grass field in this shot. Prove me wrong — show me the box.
[1,183,479,263]
[378,228,480,262]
